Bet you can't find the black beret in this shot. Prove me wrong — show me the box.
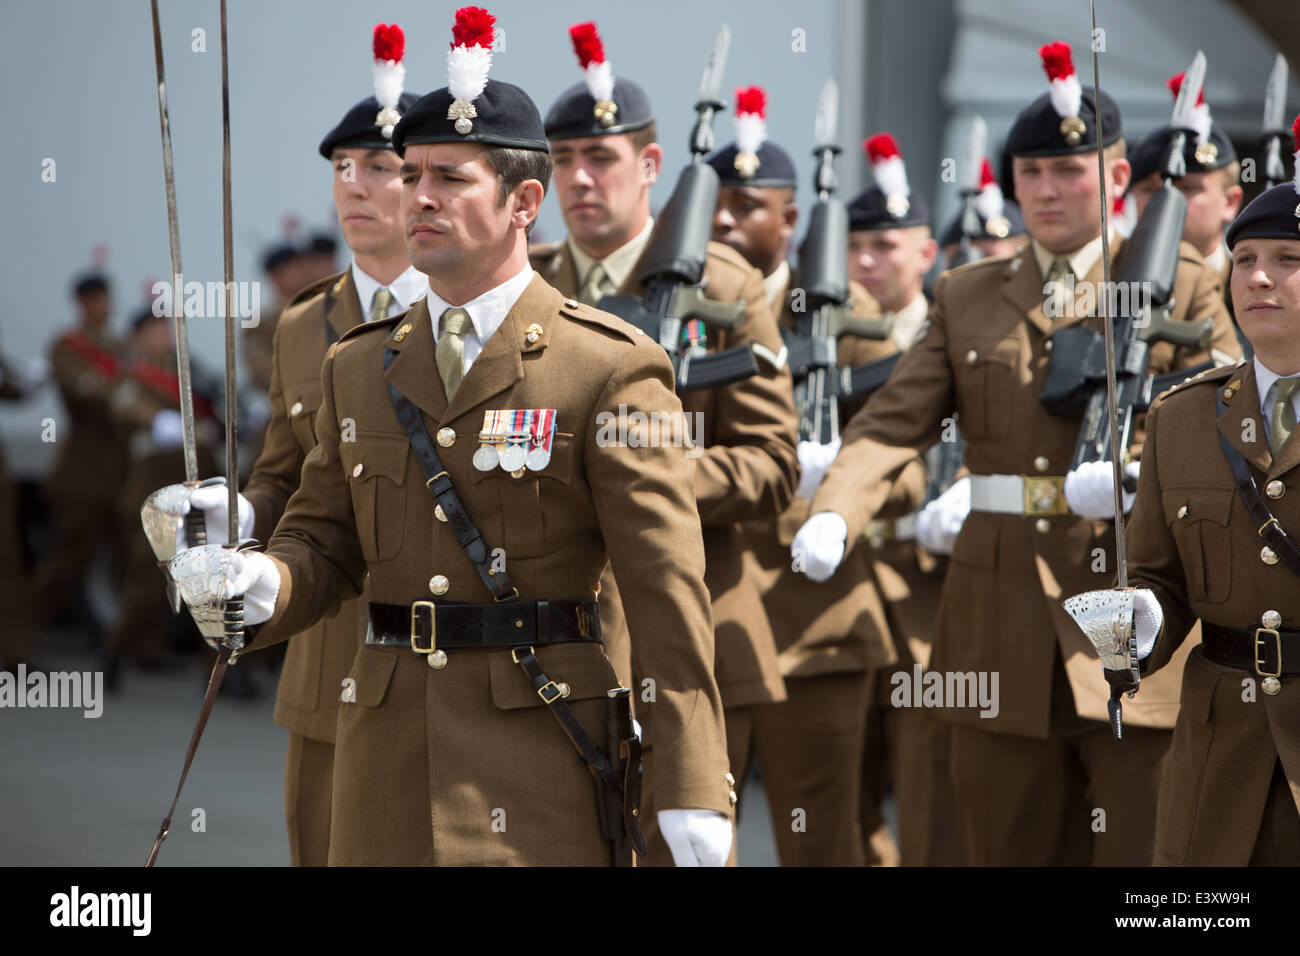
[392,80,549,155]
[847,187,930,231]
[1226,181,1300,249]
[544,78,654,141]
[1127,124,1238,186]
[131,306,165,333]
[318,92,422,159]
[261,244,299,274]
[938,200,1027,246]
[1005,87,1122,158]
[72,273,109,297]
[706,141,798,189]
[307,233,338,256]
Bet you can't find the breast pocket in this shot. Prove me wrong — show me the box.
[1163,488,1234,604]
[340,434,410,563]
[468,432,575,558]
[952,341,1019,440]
[283,383,321,453]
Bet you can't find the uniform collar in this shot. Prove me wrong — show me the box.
[1253,354,1300,428]
[567,217,655,291]
[350,259,428,319]
[888,293,930,349]
[1205,242,1229,277]
[1031,231,1109,283]
[426,264,534,344]
[763,260,791,310]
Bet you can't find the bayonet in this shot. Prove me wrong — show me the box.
[952,116,988,268]
[1262,53,1289,188]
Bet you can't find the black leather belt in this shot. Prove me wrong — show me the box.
[366,600,602,653]
[1202,622,1300,678]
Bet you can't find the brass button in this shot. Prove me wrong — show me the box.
[1035,518,1050,534]
[1176,505,1188,519]
[728,789,738,806]
[436,427,455,447]
[435,504,447,522]
[1044,339,1053,353]
[556,682,571,698]
[1266,480,1285,500]
[290,401,303,416]
[429,574,449,595]
[428,650,448,670]
[1262,676,1282,696]
[965,349,978,365]
[352,463,364,478]
[1263,610,1283,629]
[511,467,526,479]
[1261,546,1279,566]
[725,772,736,786]
[1033,456,1050,473]
[526,332,539,344]
[564,299,579,309]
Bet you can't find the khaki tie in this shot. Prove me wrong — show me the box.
[437,307,472,400]
[579,262,610,306]
[1270,377,1300,453]
[369,287,393,323]
[1044,257,1072,319]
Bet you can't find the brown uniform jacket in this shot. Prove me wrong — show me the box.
[530,239,799,709]
[243,307,281,394]
[47,328,128,499]
[742,271,906,678]
[810,239,1241,738]
[255,275,733,865]
[1130,361,1300,864]
[243,267,369,743]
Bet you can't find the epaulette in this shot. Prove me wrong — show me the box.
[528,241,564,264]
[286,270,343,309]
[556,295,641,344]
[338,311,402,344]
[704,240,756,278]
[1159,360,1241,399]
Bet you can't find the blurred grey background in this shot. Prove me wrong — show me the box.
[1,0,1299,867]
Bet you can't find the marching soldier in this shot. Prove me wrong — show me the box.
[1116,162,1300,865]
[173,7,734,867]
[937,158,1028,269]
[243,243,303,395]
[841,132,963,866]
[529,23,798,864]
[708,96,904,865]
[32,273,129,636]
[794,41,1241,865]
[187,23,424,865]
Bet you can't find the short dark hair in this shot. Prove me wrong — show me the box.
[627,122,657,155]
[483,146,553,237]
[73,273,109,298]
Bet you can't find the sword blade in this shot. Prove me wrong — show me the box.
[150,0,199,483]
[219,0,237,544]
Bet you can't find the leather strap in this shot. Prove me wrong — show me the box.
[366,600,601,650]
[1215,395,1300,578]
[322,275,340,348]
[1202,622,1300,677]
[383,348,517,601]
[511,646,646,860]
[145,646,231,866]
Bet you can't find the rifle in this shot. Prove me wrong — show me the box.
[782,78,894,443]
[949,116,988,270]
[1041,52,1215,484]
[1261,54,1290,190]
[596,26,764,393]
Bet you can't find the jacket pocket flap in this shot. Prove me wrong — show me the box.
[488,642,619,710]
[340,433,410,485]
[343,646,400,707]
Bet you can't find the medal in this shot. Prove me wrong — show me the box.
[527,409,556,471]
[498,408,528,472]
[472,410,500,471]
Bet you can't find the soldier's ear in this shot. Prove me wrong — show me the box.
[639,143,663,185]
[511,180,545,232]
[1109,157,1132,196]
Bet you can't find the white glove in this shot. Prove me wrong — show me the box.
[219,549,281,626]
[151,409,185,448]
[1064,460,1140,520]
[176,482,256,551]
[795,438,841,500]
[1132,588,1163,660]
[659,809,732,867]
[791,511,848,582]
[915,476,971,556]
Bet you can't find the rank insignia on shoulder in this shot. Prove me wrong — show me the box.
[474,409,557,472]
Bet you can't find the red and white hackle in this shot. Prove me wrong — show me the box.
[447,6,496,134]
[372,24,406,139]
[733,86,768,179]
[569,22,618,127]
[975,158,1011,238]
[1040,41,1085,145]
[865,132,911,219]
[1167,70,1216,167]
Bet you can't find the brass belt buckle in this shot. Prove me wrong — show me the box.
[1255,627,1282,679]
[410,600,436,655]
[1023,475,1068,516]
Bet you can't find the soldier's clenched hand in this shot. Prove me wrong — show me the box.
[915,475,970,555]
[791,511,848,582]
[1064,460,1139,520]
[658,809,733,867]
[178,482,256,550]
[795,439,841,500]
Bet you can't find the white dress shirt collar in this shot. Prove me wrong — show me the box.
[350,259,428,319]
[426,265,534,371]
[1254,355,1300,435]
[568,218,655,292]
[763,260,791,310]
[889,293,930,350]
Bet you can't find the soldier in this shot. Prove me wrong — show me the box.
[1115,162,1300,865]
[708,91,903,866]
[300,233,341,286]
[529,23,798,864]
[937,158,1028,269]
[32,273,129,636]
[244,243,304,394]
[184,22,424,865]
[793,41,1241,865]
[841,132,962,866]
[173,6,734,867]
